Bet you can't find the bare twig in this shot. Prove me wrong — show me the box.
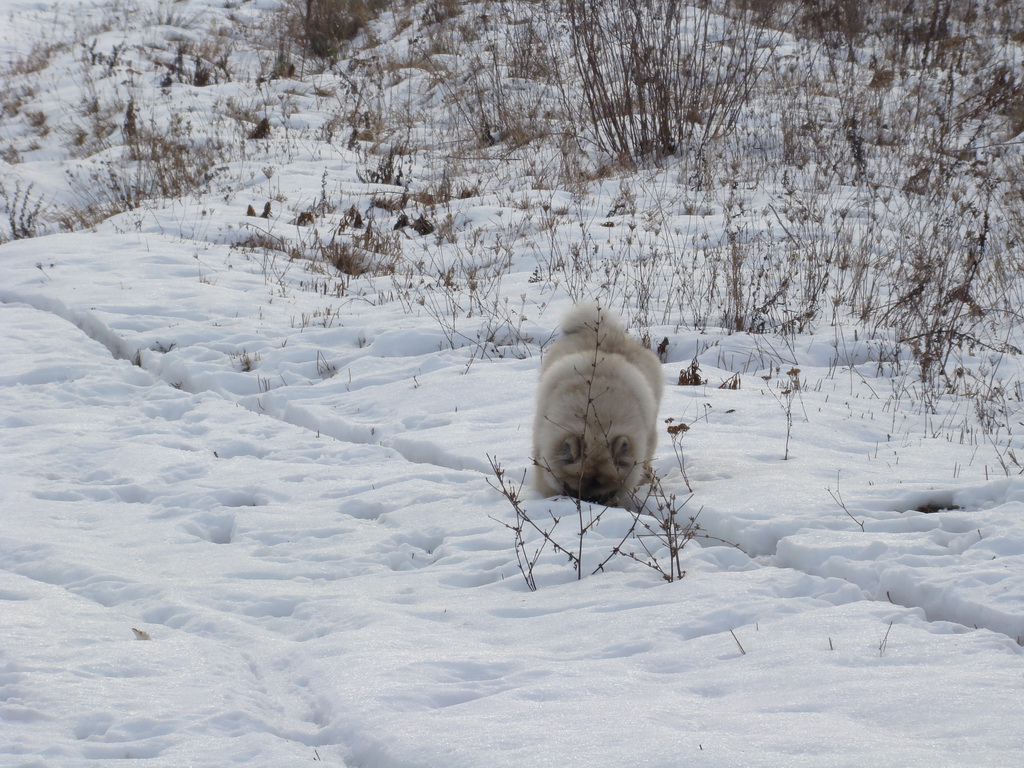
[730,629,747,656]
[879,621,894,657]
[827,470,865,532]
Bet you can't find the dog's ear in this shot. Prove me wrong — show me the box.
[557,435,581,464]
[611,435,631,463]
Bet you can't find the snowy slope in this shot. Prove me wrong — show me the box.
[4,211,1024,768]
[2,1,1024,766]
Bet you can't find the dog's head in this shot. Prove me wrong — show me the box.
[544,432,642,505]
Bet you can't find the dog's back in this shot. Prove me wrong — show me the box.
[544,301,663,403]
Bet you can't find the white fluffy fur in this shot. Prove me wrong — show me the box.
[532,302,663,506]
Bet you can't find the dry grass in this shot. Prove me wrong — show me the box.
[278,0,391,63]
[1,0,1022,433]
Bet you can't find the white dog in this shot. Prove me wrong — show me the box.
[533,302,663,506]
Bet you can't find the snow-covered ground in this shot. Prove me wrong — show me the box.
[2,1,1023,766]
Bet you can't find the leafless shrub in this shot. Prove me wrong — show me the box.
[413,260,534,362]
[878,189,1017,399]
[678,359,706,386]
[319,220,402,276]
[69,109,229,216]
[158,41,224,88]
[421,0,461,26]
[234,230,304,263]
[443,47,550,151]
[230,348,262,372]
[0,182,48,241]
[423,2,560,154]
[489,454,712,589]
[281,0,389,62]
[359,144,408,187]
[5,40,66,77]
[561,0,785,164]
[620,478,702,583]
